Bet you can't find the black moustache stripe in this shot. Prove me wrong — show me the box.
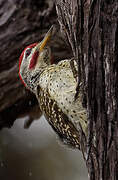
[31,73,40,83]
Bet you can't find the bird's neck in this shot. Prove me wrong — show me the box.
[25,67,45,93]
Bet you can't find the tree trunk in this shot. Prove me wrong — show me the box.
[0,0,72,129]
[55,0,118,179]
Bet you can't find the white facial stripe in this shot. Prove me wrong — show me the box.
[24,48,32,59]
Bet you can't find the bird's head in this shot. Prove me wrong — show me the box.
[19,26,54,92]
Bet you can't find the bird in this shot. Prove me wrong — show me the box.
[19,26,87,149]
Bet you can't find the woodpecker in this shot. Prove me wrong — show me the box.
[19,26,87,149]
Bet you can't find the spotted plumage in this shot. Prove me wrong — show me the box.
[37,85,81,148]
[19,26,87,149]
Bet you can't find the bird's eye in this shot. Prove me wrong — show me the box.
[25,48,31,57]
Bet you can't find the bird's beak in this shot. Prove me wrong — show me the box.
[36,25,54,52]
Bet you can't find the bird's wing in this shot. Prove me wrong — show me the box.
[36,85,81,149]
[47,60,87,133]
[36,60,87,148]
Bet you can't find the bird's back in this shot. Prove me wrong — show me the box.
[36,59,87,148]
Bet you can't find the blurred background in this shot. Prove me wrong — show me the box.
[0,116,87,180]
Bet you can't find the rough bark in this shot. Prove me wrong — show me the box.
[0,0,72,129]
[55,0,118,179]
